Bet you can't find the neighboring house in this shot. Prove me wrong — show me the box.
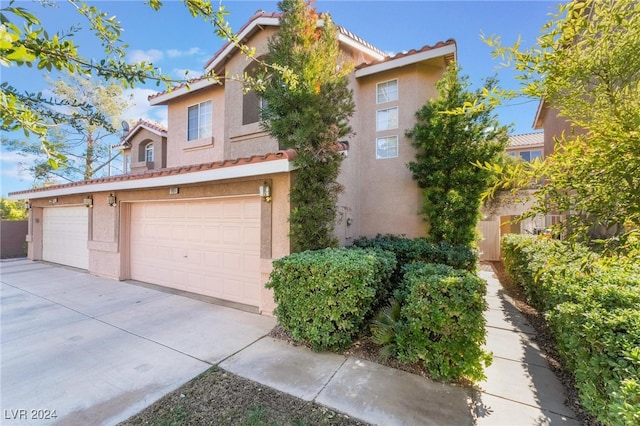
[114,119,169,174]
[477,132,545,261]
[8,11,456,315]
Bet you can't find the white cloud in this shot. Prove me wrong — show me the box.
[167,47,202,58]
[0,151,40,181]
[122,88,168,126]
[128,49,164,64]
[173,68,202,80]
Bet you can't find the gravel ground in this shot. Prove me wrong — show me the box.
[118,367,368,426]
[120,261,596,426]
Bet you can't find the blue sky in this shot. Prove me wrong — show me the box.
[1,0,557,196]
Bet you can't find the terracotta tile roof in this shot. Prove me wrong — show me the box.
[336,25,385,58]
[355,39,457,71]
[113,119,168,149]
[151,10,386,102]
[508,132,544,148]
[147,75,219,102]
[9,150,297,198]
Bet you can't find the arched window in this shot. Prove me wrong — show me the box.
[145,143,154,162]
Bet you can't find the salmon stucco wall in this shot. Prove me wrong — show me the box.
[224,28,280,160]
[259,172,292,315]
[88,192,121,279]
[166,87,226,167]
[351,62,445,239]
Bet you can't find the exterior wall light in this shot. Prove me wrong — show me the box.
[107,194,117,207]
[50,198,58,205]
[83,196,93,208]
[24,201,31,210]
[259,182,271,203]
[169,187,179,195]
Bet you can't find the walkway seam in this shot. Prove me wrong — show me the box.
[310,356,349,402]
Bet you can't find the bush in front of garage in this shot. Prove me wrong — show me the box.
[266,247,396,351]
[352,234,477,275]
[372,262,491,383]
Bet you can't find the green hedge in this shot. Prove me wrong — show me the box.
[501,234,640,425]
[266,248,396,351]
[352,234,477,282]
[395,263,491,382]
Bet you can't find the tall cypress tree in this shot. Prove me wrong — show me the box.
[407,64,509,246]
[260,0,355,252]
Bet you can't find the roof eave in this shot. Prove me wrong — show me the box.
[8,154,296,200]
[355,43,457,78]
[533,99,546,129]
[204,16,281,75]
[149,78,221,105]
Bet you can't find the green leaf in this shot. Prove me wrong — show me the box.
[5,44,35,62]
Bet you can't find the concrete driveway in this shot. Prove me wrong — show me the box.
[0,259,275,426]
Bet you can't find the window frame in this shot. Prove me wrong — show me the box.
[376,106,399,132]
[187,100,213,141]
[144,143,154,162]
[124,153,131,173]
[376,79,398,104]
[376,135,399,159]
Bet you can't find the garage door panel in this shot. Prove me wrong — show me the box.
[42,207,89,270]
[244,201,260,218]
[130,197,261,307]
[244,226,260,246]
[223,201,243,218]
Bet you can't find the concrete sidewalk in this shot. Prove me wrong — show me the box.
[1,259,579,425]
[475,265,579,425]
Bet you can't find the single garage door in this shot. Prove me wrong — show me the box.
[130,197,261,307]
[42,206,90,269]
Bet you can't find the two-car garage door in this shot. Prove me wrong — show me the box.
[129,197,261,307]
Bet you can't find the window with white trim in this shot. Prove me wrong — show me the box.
[376,107,398,131]
[376,79,398,104]
[376,136,398,159]
[124,153,131,173]
[187,100,212,141]
[145,143,154,162]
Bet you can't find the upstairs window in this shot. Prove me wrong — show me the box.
[377,79,398,104]
[376,136,398,159]
[187,100,212,141]
[376,107,398,131]
[124,153,131,173]
[145,143,154,162]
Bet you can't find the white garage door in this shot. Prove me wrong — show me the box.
[42,206,89,269]
[130,197,261,307]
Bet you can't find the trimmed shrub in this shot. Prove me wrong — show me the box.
[501,234,640,424]
[395,262,491,382]
[501,234,593,310]
[266,248,396,351]
[352,234,477,283]
[547,305,640,425]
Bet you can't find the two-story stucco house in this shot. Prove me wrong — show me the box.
[9,11,456,315]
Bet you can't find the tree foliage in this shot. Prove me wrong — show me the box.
[0,0,273,168]
[407,64,509,246]
[0,198,27,220]
[482,0,640,248]
[260,0,355,252]
[4,72,129,183]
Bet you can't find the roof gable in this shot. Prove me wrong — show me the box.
[116,119,167,147]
